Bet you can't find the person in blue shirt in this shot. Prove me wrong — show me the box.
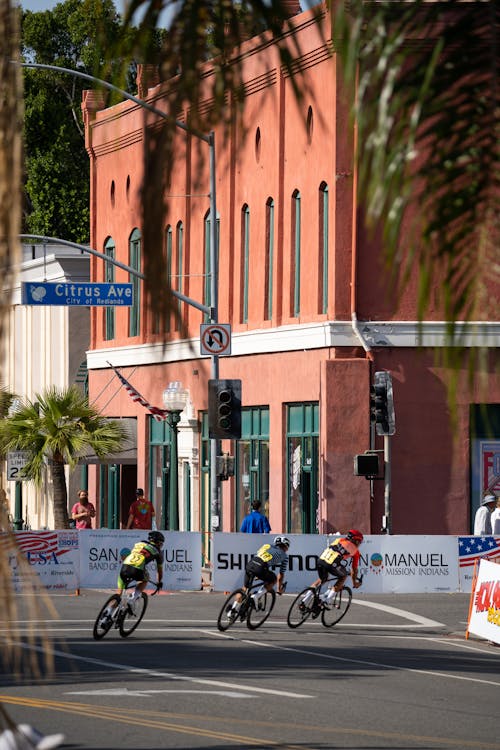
[240,499,271,533]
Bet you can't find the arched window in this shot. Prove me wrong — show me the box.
[264,198,274,321]
[104,237,115,341]
[129,228,141,337]
[319,183,329,314]
[291,190,301,317]
[241,204,250,323]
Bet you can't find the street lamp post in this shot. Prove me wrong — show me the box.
[162,381,188,531]
[15,60,224,533]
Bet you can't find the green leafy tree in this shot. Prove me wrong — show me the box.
[0,385,126,529]
[21,0,166,244]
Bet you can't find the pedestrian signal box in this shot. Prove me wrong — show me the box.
[354,453,381,479]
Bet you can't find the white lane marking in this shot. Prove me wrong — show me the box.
[67,688,253,699]
[237,638,500,688]
[351,599,444,627]
[10,641,313,700]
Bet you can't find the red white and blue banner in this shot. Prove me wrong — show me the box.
[458,535,500,592]
[11,530,79,592]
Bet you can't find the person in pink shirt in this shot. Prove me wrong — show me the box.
[71,489,96,529]
[125,488,156,530]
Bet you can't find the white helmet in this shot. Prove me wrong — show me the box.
[274,536,290,549]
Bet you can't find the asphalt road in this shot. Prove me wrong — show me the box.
[1,589,499,750]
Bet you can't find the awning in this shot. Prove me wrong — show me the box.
[78,417,137,465]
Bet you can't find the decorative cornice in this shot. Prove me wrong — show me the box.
[86,320,500,370]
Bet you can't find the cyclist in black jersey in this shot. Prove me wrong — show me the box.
[244,536,290,594]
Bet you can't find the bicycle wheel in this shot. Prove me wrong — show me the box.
[93,594,120,640]
[119,592,148,637]
[246,586,276,630]
[217,589,246,632]
[321,586,352,627]
[287,587,315,629]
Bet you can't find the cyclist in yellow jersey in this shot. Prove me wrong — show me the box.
[231,536,290,612]
[111,531,164,610]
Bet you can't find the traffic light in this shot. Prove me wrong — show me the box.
[208,379,242,439]
[370,371,396,436]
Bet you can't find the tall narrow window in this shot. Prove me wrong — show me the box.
[264,198,274,321]
[204,210,220,321]
[175,221,184,329]
[319,183,329,314]
[104,237,115,340]
[129,228,141,337]
[291,190,301,317]
[162,225,173,334]
[241,204,250,323]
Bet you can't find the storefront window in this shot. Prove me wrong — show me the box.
[286,403,319,534]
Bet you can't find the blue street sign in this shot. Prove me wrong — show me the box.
[22,282,134,307]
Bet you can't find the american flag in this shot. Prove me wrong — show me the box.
[458,536,500,568]
[108,362,169,422]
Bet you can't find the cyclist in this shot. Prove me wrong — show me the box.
[229,536,290,614]
[114,531,165,607]
[309,529,363,612]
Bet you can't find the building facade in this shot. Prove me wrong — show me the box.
[82,3,500,549]
[1,242,90,529]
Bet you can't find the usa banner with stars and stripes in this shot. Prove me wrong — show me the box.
[108,362,169,421]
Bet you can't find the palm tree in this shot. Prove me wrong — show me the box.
[0,385,127,529]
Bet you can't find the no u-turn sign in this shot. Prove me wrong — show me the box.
[200,324,232,356]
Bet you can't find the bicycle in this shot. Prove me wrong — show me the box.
[287,575,362,629]
[93,580,160,640]
[217,577,284,632]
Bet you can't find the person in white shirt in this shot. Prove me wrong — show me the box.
[490,497,500,535]
[473,494,497,536]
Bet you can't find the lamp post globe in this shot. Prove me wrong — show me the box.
[162,382,188,530]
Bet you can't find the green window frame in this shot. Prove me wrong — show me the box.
[204,211,220,322]
[235,407,270,529]
[128,228,141,337]
[149,417,173,530]
[241,204,250,323]
[175,221,184,326]
[265,198,274,321]
[319,183,329,314]
[286,402,319,534]
[104,237,115,341]
[291,190,301,317]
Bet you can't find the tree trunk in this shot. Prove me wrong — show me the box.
[51,459,69,529]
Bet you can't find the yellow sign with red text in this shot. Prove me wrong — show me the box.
[467,558,500,644]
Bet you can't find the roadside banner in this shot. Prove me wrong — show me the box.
[466,558,500,644]
[12,530,79,592]
[78,530,201,591]
[212,533,460,593]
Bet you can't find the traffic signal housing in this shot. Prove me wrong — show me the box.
[208,379,242,439]
[370,371,396,436]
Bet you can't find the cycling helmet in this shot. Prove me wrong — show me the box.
[346,529,364,544]
[148,531,165,547]
[274,535,291,549]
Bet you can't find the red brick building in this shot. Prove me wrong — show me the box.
[82,3,500,547]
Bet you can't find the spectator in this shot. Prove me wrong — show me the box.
[126,488,155,530]
[71,489,96,529]
[490,496,500,535]
[473,494,496,536]
[240,499,271,533]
